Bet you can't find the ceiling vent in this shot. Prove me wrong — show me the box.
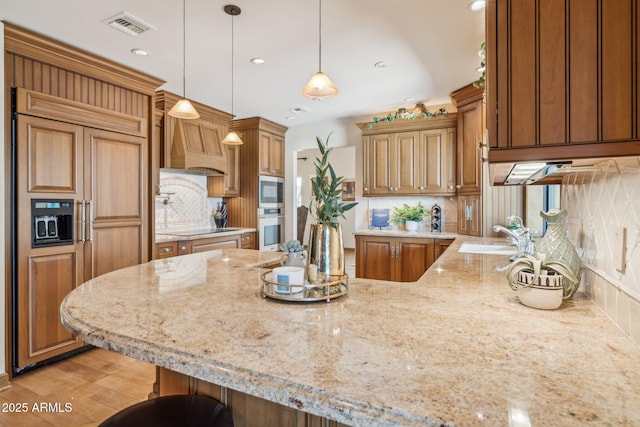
[102,12,155,37]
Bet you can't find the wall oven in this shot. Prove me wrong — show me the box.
[258,208,284,251]
[259,175,284,208]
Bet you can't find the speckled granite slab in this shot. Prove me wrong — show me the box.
[61,242,640,426]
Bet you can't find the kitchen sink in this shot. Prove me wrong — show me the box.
[458,242,518,255]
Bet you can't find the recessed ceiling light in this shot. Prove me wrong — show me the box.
[130,48,149,56]
[468,0,486,11]
[403,98,415,103]
[285,116,296,120]
[250,57,265,65]
[374,61,389,68]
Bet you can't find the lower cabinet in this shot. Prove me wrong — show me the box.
[435,238,454,260]
[154,367,348,427]
[154,234,242,259]
[241,232,256,249]
[355,236,435,282]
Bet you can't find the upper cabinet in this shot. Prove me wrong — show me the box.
[486,0,640,163]
[450,84,484,194]
[258,130,285,177]
[155,91,233,174]
[358,115,457,197]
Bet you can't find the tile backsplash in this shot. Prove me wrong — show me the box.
[156,171,222,231]
[562,157,640,344]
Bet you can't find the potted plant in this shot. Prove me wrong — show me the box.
[279,239,306,268]
[307,133,358,282]
[391,202,430,232]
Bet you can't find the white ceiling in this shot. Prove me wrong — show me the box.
[1,0,485,128]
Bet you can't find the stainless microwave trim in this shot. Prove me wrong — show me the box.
[258,175,284,208]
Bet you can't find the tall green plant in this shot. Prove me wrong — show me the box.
[310,133,358,228]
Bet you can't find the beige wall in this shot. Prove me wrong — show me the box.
[563,157,640,344]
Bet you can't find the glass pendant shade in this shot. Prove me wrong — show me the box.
[222,130,243,145]
[168,99,200,119]
[302,72,339,99]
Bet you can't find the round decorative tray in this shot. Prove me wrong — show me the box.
[261,271,348,302]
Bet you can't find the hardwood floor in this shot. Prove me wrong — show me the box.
[0,348,155,427]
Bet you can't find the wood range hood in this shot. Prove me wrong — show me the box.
[169,118,228,175]
[156,90,232,175]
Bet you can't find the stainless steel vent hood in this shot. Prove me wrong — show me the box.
[503,162,571,185]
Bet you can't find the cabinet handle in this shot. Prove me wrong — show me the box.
[391,246,395,259]
[79,201,86,243]
[87,200,94,242]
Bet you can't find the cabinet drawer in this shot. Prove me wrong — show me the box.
[241,232,256,249]
[156,241,178,259]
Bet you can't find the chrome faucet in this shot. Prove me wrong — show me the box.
[493,224,534,256]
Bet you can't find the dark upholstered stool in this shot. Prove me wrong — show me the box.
[98,395,234,427]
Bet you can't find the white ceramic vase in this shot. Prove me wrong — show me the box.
[405,220,419,232]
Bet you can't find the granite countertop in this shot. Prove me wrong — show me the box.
[60,239,640,426]
[155,227,256,243]
[354,229,458,239]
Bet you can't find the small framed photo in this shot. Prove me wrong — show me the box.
[341,180,356,201]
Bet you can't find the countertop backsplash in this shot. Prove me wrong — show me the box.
[156,171,222,232]
[563,156,640,344]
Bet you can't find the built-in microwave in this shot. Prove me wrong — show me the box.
[258,175,284,208]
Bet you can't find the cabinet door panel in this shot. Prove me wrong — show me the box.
[272,134,285,177]
[19,116,83,194]
[601,0,633,140]
[394,132,419,193]
[457,102,482,194]
[355,237,393,280]
[539,0,567,145]
[568,0,598,143]
[509,0,537,148]
[259,132,272,175]
[370,134,392,194]
[18,250,84,367]
[397,239,434,282]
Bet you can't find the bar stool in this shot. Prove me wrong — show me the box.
[99,395,234,427]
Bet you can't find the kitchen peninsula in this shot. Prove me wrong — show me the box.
[60,241,640,426]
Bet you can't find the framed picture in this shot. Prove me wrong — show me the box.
[341,180,356,201]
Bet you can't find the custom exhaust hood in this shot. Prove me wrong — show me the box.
[169,118,228,175]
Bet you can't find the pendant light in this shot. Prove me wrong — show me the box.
[169,0,200,119]
[302,0,338,99]
[222,4,243,145]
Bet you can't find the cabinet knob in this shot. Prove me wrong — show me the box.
[456,184,462,189]
[180,246,187,251]
[163,247,170,253]
[419,186,424,190]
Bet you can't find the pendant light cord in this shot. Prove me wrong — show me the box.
[318,0,322,72]
[231,12,235,116]
[182,0,187,97]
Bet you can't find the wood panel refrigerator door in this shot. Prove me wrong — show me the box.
[85,128,147,279]
[16,116,85,368]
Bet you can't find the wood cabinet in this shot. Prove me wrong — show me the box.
[457,194,481,237]
[225,118,287,233]
[355,235,435,282]
[207,143,241,197]
[434,238,454,260]
[154,367,348,427]
[450,84,483,195]
[486,0,640,163]
[358,115,457,196]
[259,131,285,177]
[241,232,256,249]
[154,234,242,259]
